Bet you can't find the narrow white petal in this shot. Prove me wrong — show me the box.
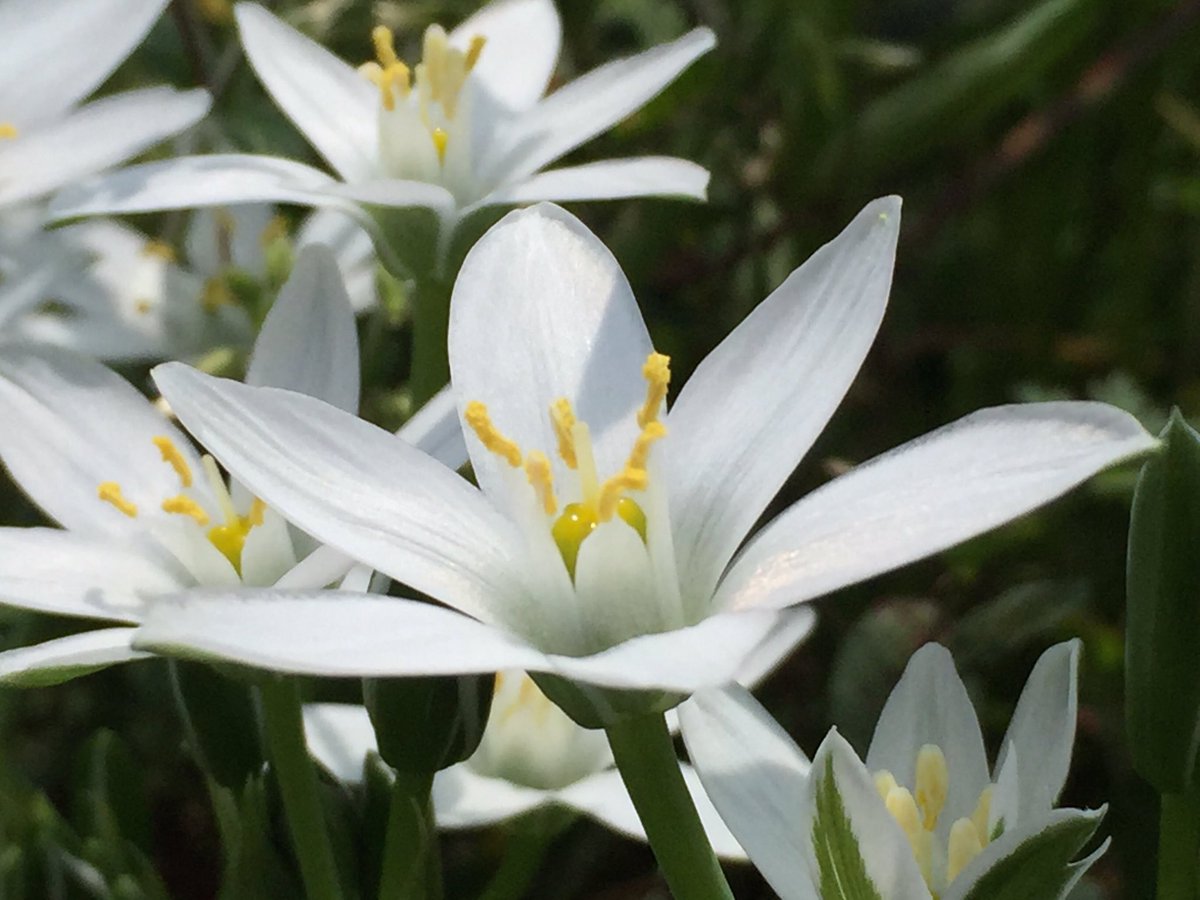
[238,508,299,587]
[134,592,550,677]
[474,157,709,209]
[680,685,811,887]
[866,643,989,832]
[486,28,715,185]
[0,628,148,687]
[807,731,929,900]
[246,244,360,412]
[321,180,457,215]
[49,155,347,222]
[0,88,211,207]
[303,703,376,784]
[153,364,524,624]
[573,518,668,651]
[235,4,377,182]
[717,402,1157,612]
[273,544,356,590]
[733,606,817,688]
[450,0,561,110]
[295,209,378,312]
[449,204,652,509]
[397,386,469,471]
[0,346,206,535]
[0,527,181,622]
[994,640,1080,820]
[670,198,899,607]
[0,0,169,123]
[433,765,549,827]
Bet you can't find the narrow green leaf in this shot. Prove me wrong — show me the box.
[811,756,885,900]
[1126,410,1200,792]
[959,812,1103,900]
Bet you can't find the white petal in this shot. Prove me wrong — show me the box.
[0,88,211,207]
[994,640,1079,821]
[485,28,714,185]
[0,0,169,124]
[450,0,561,110]
[680,685,811,888]
[807,730,929,900]
[670,198,900,607]
[733,606,817,688]
[153,364,524,624]
[866,643,989,832]
[573,518,669,650]
[397,386,469,471]
[0,346,206,535]
[474,157,708,209]
[303,702,376,784]
[448,203,652,510]
[0,527,182,622]
[49,155,349,221]
[717,402,1157,612]
[433,764,548,827]
[234,4,377,183]
[135,592,548,676]
[273,544,356,590]
[295,209,378,312]
[0,628,148,687]
[239,507,299,587]
[246,244,360,412]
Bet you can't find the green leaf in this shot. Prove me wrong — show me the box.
[1126,410,1200,792]
[171,661,265,791]
[811,756,885,900]
[958,811,1104,900]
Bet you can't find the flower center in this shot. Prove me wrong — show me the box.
[465,352,671,578]
[0,123,18,140]
[358,23,486,169]
[96,435,265,574]
[873,745,994,896]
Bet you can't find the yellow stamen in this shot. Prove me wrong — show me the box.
[637,352,671,428]
[550,398,578,468]
[134,299,154,315]
[153,435,193,487]
[572,421,599,503]
[201,277,233,313]
[914,744,949,831]
[946,818,984,883]
[364,26,411,111]
[971,785,993,845]
[885,786,933,886]
[372,25,399,68]
[596,421,666,521]
[524,451,557,516]
[0,123,17,140]
[259,214,289,248]
[97,482,137,518]
[162,494,210,526]
[195,0,232,24]
[874,770,899,802]
[465,35,487,70]
[464,401,522,467]
[431,127,449,164]
[141,239,177,262]
[248,497,266,527]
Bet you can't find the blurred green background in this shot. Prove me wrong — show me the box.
[4,0,1200,896]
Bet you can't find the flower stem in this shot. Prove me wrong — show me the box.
[259,678,344,900]
[606,712,734,900]
[378,769,441,900]
[1158,790,1200,900]
[409,274,452,408]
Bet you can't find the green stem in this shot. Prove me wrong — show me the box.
[259,679,344,900]
[606,712,734,900]
[1158,791,1200,900]
[408,274,452,408]
[378,769,441,900]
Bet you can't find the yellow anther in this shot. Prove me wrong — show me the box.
[914,744,949,831]
[627,421,667,472]
[153,436,193,488]
[637,352,671,428]
[946,818,984,883]
[162,494,210,526]
[140,239,177,262]
[550,502,597,578]
[874,770,899,802]
[362,26,412,111]
[431,127,449,163]
[201,277,233,313]
[195,0,232,24]
[259,214,289,248]
[971,786,993,845]
[372,25,399,68]
[524,451,557,516]
[0,123,17,140]
[465,35,487,70]
[885,785,921,841]
[597,470,648,522]
[248,497,266,527]
[98,482,137,518]
[135,299,153,315]
[550,398,578,468]
[464,401,522,467]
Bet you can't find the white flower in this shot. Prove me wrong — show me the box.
[0,246,463,685]
[48,0,711,234]
[137,199,1153,721]
[0,0,209,211]
[681,641,1105,900]
[302,669,751,857]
